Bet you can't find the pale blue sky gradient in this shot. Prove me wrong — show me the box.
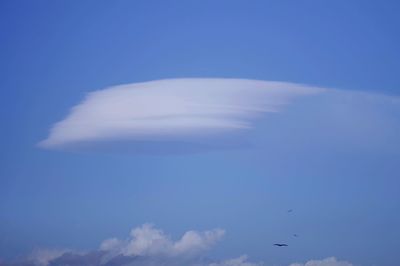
[1,1,400,265]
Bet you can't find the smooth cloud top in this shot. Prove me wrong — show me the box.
[39,78,323,151]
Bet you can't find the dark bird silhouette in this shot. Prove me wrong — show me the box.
[287,209,293,213]
[273,243,288,247]
[293,234,298,237]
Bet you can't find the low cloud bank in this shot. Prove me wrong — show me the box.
[2,224,353,266]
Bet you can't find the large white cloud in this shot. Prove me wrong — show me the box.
[39,78,323,151]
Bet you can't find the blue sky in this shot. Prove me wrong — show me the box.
[1,1,400,266]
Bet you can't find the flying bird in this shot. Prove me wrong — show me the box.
[273,243,288,247]
[293,234,298,237]
[287,209,293,213]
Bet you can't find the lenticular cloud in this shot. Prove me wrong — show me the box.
[39,78,323,152]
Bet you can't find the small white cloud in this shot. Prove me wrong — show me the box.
[209,255,262,266]
[289,257,353,266]
[39,78,323,152]
[174,228,225,255]
[123,223,172,256]
[28,248,69,266]
[99,237,124,251]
